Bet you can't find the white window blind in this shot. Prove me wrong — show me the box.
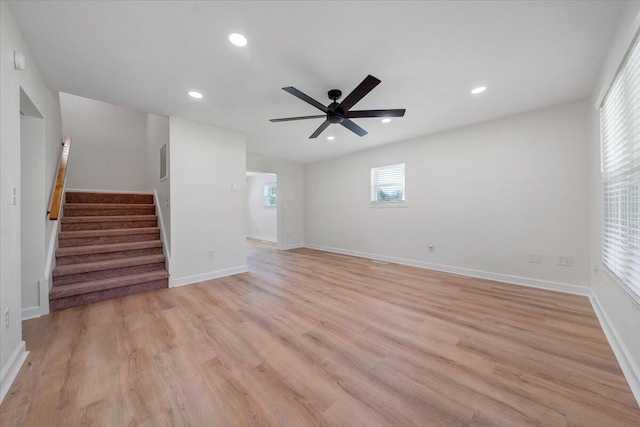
[600,36,640,298]
[371,163,405,205]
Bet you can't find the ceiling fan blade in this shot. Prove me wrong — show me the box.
[309,120,331,139]
[270,115,325,122]
[341,119,368,137]
[339,75,381,112]
[282,87,328,113]
[345,109,406,119]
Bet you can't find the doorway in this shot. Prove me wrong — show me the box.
[20,88,46,314]
[246,171,277,247]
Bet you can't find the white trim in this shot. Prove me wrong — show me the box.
[64,188,153,195]
[21,306,42,321]
[32,179,65,321]
[303,243,591,296]
[247,234,277,243]
[153,190,171,259]
[169,265,248,288]
[44,218,59,281]
[0,341,28,404]
[277,243,304,251]
[590,295,640,406]
[595,11,640,108]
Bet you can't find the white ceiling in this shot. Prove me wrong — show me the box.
[8,1,623,163]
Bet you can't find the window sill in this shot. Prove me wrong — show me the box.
[369,204,408,209]
[602,267,640,308]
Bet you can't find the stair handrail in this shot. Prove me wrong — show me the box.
[48,137,71,220]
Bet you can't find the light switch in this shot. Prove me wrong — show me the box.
[12,187,17,205]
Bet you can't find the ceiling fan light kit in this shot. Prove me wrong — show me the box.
[270,75,406,139]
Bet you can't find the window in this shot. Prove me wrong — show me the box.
[600,36,640,298]
[264,182,277,207]
[371,163,405,205]
[159,144,167,180]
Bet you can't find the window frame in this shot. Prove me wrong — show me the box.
[370,162,406,207]
[599,32,640,303]
[264,182,277,208]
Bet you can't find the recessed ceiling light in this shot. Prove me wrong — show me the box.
[381,118,392,123]
[229,33,248,47]
[327,136,335,140]
[471,86,487,94]
[188,91,203,99]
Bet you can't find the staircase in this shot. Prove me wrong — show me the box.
[49,191,169,311]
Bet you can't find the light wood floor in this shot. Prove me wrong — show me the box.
[1,239,639,426]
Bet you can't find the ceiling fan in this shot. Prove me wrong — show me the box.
[270,75,406,139]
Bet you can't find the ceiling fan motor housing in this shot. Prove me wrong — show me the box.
[328,89,342,101]
[327,101,345,124]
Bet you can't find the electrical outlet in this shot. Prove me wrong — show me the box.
[209,250,216,259]
[4,309,9,330]
[528,253,542,264]
[428,242,434,251]
[558,256,572,266]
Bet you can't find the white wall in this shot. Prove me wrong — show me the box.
[247,154,304,250]
[20,115,45,311]
[60,92,148,191]
[246,173,277,242]
[169,117,247,286]
[305,100,591,293]
[588,0,640,402]
[1,0,62,402]
[146,113,171,251]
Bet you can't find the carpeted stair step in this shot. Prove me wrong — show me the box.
[58,227,160,247]
[53,254,166,286]
[55,240,164,265]
[51,191,169,311]
[65,191,154,204]
[61,214,158,231]
[63,203,156,217]
[49,270,169,311]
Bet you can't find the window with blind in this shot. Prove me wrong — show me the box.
[600,36,640,298]
[264,182,277,207]
[371,163,405,205]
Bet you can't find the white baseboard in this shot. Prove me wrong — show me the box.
[0,341,28,404]
[170,265,248,288]
[278,243,304,251]
[303,243,591,296]
[247,234,277,243]
[590,295,640,406]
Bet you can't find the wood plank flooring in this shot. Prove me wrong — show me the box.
[1,239,639,426]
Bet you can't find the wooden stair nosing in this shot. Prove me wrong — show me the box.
[49,270,170,299]
[52,254,166,277]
